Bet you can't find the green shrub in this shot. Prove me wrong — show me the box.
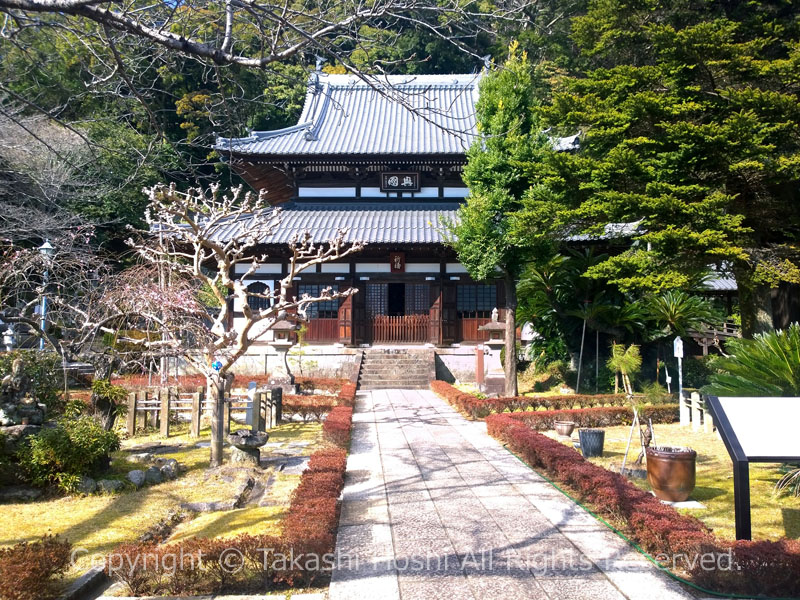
[0,350,64,414]
[704,324,800,396]
[17,415,120,493]
[640,381,674,405]
[683,355,715,389]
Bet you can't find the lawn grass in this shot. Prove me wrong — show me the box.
[544,423,800,541]
[3,420,322,581]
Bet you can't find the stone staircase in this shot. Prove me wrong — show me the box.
[357,348,436,390]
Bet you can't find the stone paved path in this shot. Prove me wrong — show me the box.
[329,389,697,600]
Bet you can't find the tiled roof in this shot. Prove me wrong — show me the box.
[565,221,643,242]
[702,273,738,292]
[216,73,481,157]
[212,202,461,245]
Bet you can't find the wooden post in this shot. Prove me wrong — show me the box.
[263,391,273,430]
[270,387,282,427]
[691,391,702,431]
[679,389,690,426]
[704,400,715,433]
[138,391,150,429]
[246,382,257,427]
[126,392,137,436]
[475,345,485,388]
[159,388,170,437]
[190,386,203,438]
[252,391,265,432]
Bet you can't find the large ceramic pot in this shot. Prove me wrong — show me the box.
[554,421,576,437]
[578,429,605,458]
[646,446,697,502]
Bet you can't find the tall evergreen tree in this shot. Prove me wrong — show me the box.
[537,0,800,336]
[450,43,566,395]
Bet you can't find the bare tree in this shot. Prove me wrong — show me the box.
[132,182,362,466]
[0,0,529,72]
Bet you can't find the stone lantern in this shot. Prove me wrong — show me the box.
[268,319,300,394]
[477,307,507,396]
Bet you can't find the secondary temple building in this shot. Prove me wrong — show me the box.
[216,72,502,361]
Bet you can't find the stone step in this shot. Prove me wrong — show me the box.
[356,348,434,391]
[358,377,432,384]
[359,383,431,390]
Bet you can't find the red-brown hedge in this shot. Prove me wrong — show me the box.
[0,535,72,600]
[323,406,353,448]
[337,382,357,407]
[498,405,678,429]
[430,381,630,420]
[283,395,337,422]
[486,414,800,597]
[307,447,347,473]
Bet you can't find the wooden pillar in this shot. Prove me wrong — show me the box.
[269,388,282,428]
[441,281,457,346]
[691,391,702,431]
[190,386,203,438]
[252,391,265,432]
[429,284,443,345]
[338,294,354,345]
[139,391,151,429]
[126,392,137,436]
[159,388,170,437]
[263,392,273,430]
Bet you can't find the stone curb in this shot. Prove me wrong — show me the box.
[59,566,108,600]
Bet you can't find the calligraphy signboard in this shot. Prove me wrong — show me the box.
[380,172,420,192]
[390,252,405,273]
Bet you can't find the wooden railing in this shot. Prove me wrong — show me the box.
[372,314,430,344]
[303,318,339,343]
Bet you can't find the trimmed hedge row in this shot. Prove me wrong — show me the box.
[430,381,628,419]
[282,381,357,422]
[323,406,353,448]
[499,405,679,430]
[282,395,336,422]
[338,382,357,407]
[486,414,800,598]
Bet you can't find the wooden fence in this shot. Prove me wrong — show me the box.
[680,390,716,433]
[126,386,284,438]
[371,314,430,344]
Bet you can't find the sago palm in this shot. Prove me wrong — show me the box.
[646,290,721,339]
[703,323,800,396]
[607,343,642,395]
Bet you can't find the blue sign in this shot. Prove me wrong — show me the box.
[211,360,222,372]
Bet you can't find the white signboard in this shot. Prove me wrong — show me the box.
[673,336,684,358]
[715,396,800,459]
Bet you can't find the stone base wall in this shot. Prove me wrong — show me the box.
[434,346,480,384]
[176,344,479,384]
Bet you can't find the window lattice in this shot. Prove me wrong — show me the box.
[457,284,496,318]
[246,282,271,311]
[405,284,430,315]
[366,283,388,317]
[298,284,339,319]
